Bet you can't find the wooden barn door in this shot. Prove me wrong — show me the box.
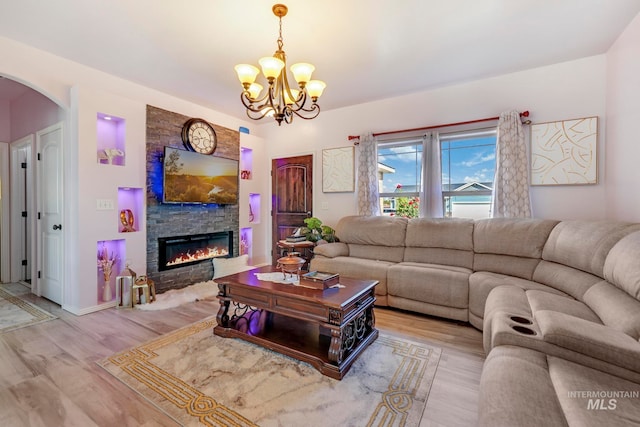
[271,155,313,265]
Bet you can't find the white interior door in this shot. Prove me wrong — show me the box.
[0,142,9,283]
[37,123,64,304]
[10,136,33,284]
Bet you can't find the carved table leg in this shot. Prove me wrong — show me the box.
[328,327,344,364]
[216,283,230,328]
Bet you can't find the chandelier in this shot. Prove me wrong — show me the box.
[234,4,326,126]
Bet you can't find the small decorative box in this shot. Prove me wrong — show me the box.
[300,271,339,290]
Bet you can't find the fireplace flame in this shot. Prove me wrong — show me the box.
[166,246,230,267]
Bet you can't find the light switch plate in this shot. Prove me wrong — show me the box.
[96,199,115,210]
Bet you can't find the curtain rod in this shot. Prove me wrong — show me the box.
[349,111,531,144]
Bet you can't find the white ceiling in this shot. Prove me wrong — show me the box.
[1,0,639,120]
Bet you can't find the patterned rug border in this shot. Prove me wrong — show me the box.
[97,316,442,427]
[0,287,57,333]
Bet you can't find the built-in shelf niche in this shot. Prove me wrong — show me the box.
[118,187,143,233]
[249,193,260,224]
[97,239,125,303]
[97,113,126,166]
[240,147,253,180]
[240,227,252,258]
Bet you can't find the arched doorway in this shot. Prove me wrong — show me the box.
[0,75,66,304]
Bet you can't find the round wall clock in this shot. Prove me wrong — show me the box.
[181,118,217,155]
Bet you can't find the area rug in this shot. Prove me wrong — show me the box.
[134,280,220,311]
[98,316,441,426]
[0,286,57,333]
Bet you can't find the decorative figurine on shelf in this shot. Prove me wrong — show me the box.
[97,243,118,302]
[240,233,250,256]
[248,203,255,223]
[119,209,136,232]
[98,148,124,165]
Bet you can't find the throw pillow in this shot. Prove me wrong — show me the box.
[212,254,253,279]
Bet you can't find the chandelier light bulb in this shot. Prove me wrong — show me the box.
[259,56,285,81]
[235,64,259,88]
[248,83,263,100]
[290,63,315,86]
[306,80,327,99]
[284,89,300,105]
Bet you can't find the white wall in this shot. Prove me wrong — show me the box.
[263,55,608,229]
[0,35,257,314]
[0,100,9,141]
[606,13,640,222]
[10,89,64,141]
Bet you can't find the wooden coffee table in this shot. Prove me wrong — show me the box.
[214,265,378,380]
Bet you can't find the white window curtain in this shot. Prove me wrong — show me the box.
[420,131,444,218]
[491,111,532,218]
[356,133,380,216]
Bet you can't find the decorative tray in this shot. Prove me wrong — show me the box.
[300,271,339,290]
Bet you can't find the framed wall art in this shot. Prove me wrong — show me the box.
[530,116,598,185]
[322,146,355,193]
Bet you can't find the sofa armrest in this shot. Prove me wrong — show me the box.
[313,242,349,258]
[537,310,640,373]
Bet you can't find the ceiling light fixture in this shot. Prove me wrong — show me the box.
[234,4,326,126]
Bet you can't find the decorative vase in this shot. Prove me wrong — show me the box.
[103,273,113,302]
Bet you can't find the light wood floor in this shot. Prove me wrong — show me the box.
[0,283,485,427]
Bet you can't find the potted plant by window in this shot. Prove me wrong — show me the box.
[302,217,337,244]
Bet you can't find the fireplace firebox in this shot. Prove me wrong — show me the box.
[158,231,233,271]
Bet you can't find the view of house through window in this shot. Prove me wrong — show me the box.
[378,128,497,219]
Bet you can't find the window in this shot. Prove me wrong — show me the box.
[378,139,422,218]
[377,128,497,219]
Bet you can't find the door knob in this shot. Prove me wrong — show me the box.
[52,224,62,230]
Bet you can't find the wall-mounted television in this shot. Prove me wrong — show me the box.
[163,146,239,205]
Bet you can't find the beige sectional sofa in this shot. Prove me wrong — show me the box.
[310,215,640,426]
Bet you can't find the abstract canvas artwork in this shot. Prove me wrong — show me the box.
[530,117,598,185]
[322,146,355,192]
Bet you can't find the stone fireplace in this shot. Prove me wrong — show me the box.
[158,231,233,271]
[146,105,240,292]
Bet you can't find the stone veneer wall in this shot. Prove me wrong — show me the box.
[146,105,240,292]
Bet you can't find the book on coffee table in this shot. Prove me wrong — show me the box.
[300,271,339,290]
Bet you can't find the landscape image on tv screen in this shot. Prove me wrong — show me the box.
[163,146,238,205]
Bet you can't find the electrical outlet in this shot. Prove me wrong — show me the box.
[321,202,329,210]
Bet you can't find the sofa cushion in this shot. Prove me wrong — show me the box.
[348,244,405,263]
[526,290,601,324]
[537,310,640,375]
[548,356,640,427]
[388,262,471,309]
[532,260,602,301]
[541,220,640,278]
[603,230,640,299]
[582,281,640,340]
[482,287,600,353]
[312,242,349,258]
[309,256,392,302]
[479,346,567,427]
[403,218,474,269]
[474,218,559,258]
[335,215,408,247]
[473,217,559,279]
[469,271,567,324]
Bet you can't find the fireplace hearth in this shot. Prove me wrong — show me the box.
[158,231,233,271]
